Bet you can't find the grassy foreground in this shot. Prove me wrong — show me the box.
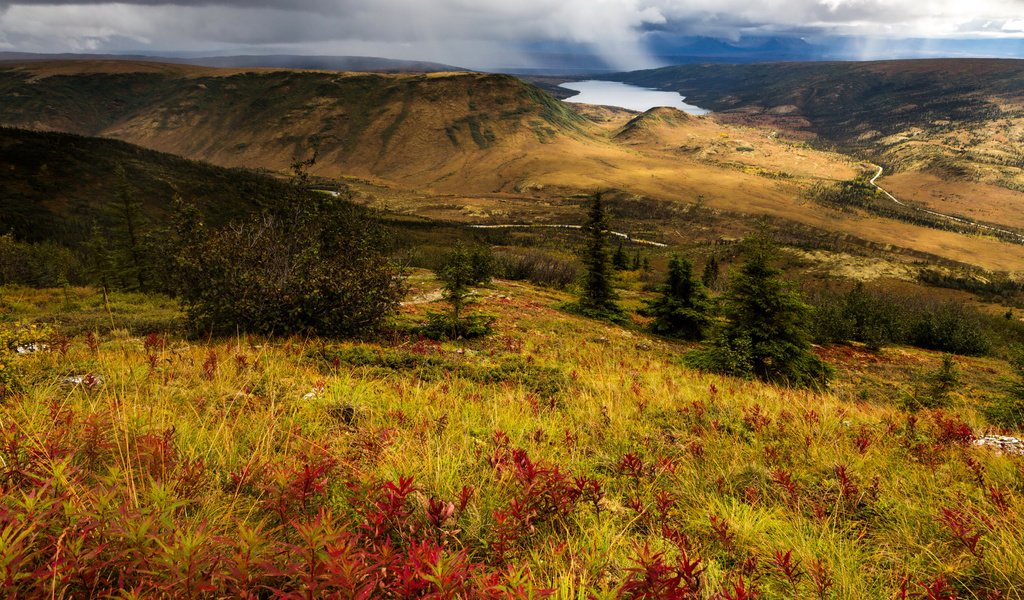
[1,281,1022,598]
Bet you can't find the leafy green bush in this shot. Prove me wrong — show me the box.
[173,188,404,337]
[910,302,990,356]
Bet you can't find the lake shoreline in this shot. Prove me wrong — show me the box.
[559,80,710,115]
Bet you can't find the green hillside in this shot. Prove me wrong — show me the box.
[0,126,292,245]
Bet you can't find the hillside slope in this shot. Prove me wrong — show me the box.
[6,60,1024,272]
[0,61,589,192]
[0,127,292,245]
[612,60,1024,229]
[1,278,1022,597]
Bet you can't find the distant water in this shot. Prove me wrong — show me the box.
[559,80,709,115]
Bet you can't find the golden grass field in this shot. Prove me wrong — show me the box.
[1,276,1022,598]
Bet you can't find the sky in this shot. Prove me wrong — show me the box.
[1,0,1024,70]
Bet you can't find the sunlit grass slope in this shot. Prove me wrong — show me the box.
[1,280,1022,598]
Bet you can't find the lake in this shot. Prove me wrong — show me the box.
[559,80,709,115]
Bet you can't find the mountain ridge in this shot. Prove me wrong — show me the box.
[0,52,467,74]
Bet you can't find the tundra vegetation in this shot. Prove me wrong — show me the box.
[2,185,1024,598]
[3,57,1024,597]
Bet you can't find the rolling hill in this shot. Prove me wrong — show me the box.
[611,60,1024,232]
[4,59,1024,273]
[0,126,292,245]
[0,60,591,191]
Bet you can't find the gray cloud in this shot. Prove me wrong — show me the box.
[1,1,1023,68]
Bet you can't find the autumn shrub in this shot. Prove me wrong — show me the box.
[493,248,579,288]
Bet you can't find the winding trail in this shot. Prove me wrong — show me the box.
[868,165,1024,243]
[468,223,668,247]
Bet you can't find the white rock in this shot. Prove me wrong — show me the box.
[973,435,1024,456]
[62,374,103,386]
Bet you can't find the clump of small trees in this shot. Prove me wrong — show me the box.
[567,196,826,388]
[420,242,496,340]
[808,284,991,356]
[685,234,832,389]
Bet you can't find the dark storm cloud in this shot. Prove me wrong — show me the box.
[1,1,1023,67]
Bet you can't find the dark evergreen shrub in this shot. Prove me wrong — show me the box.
[686,234,831,389]
[640,255,712,341]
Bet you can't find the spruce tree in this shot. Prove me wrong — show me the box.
[439,242,475,323]
[613,241,629,270]
[84,225,116,291]
[420,242,494,340]
[689,234,831,388]
[641,255,712,340]
[576,193,623,320]
[111,165,148,291]
[701,255,720,289]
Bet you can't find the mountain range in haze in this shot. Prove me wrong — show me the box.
[5,34,1024,77]
[0,53,465,74]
